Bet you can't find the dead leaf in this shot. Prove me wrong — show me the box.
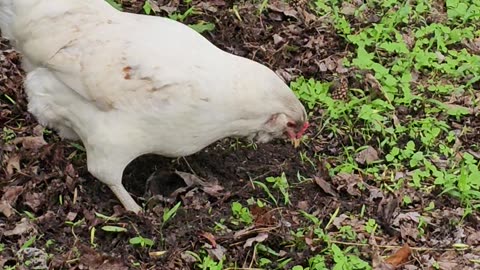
[66,212,78,222]
[145,0,160,12]
[202,184,225,197]
[384,244,411,266]
[314,176,338,197]
[332,173,363,197]
[467,231,480,245]
[199,232,217,248]
[250,205,276,226]
[340,2,356,15]
[24,192,44,212]
[392,212,420,226]
[13,135,47,151]
[4,218,36,236]
[205,243,226,261]
[181,252,197,264]
[355,146,379,165]
[6,153,21,175]
[2,186,24,205]
[175,171,208,186]
[175,171,225,197]
[78,244,128,270]
[367,185,385,201]
[244,233,269,248]
[0,201,14,217]
[297,201,309,211]
[371,233,394,270]
[268,1,298,19]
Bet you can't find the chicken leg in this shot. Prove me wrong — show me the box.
[108,184,142,213]
[86,145,143,213]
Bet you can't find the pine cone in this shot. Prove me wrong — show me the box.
[331,76,349,100]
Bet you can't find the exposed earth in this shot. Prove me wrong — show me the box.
[1,0,480,269]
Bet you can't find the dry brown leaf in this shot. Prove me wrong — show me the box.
[314,176,338,197]
[205,243,227,261]
[2,185,24,205]
[199,232,217,248]
[332,173,363,197]
[0,201,14,217]
[23,192,44,212]
[297,200,309,210]
[244,232,269,248]
[340,2,356,15]
[250,205,276,226]
[6,153,21,175]
[4,218,36,236]
[175,171,225,197]
[267,1,298,19]
[77,244,128,270]
[467,231,480,245]
[384,244,411,266]
[13,135,47,151]
[355,146,379,165]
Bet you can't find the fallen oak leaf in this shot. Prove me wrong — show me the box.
[384,244,412,266]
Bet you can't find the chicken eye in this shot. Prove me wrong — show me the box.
[287,122,296,128]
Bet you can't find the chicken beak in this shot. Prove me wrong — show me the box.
[291,138,301,148]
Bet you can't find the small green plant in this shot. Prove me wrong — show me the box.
[265,173,291,205]
[23,211,37,221]
[163,201,182,225]
[231,201,253,225]
[21,235,38,250]
[189,21,215,34]
[2,127,15,142]
[169,7,196,22]
[95,212,120,222]
[364,219,377,234]
[330,244,371,270]
[253,172,292,206]
[104,0,122,11]
[101,225,128,233]
[187,251,225,270]
[143,1,153,14]
[129,235,154,248]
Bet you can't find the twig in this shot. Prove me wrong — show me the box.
[329,240,478,252]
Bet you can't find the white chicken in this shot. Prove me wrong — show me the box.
[0,0,309,213]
